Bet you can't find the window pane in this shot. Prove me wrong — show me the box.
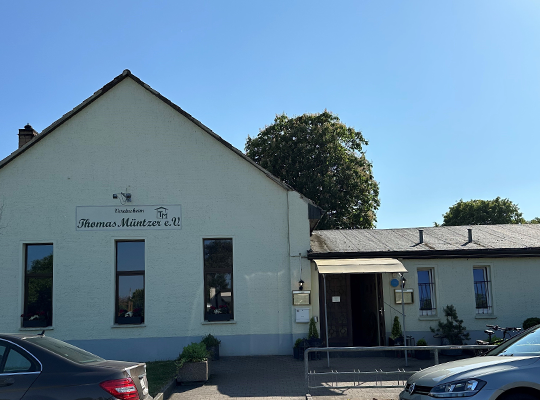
[26,244,53,274]
[474,267,491,311]
[4,349,33,373]
[24,277,52,325]
[117,275,144,320]
[205,273,232,315]
[417,270,430,284]
[204,239,232,269]
[473,268,486,282]
[117,241,145,271]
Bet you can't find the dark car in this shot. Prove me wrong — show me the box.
[0,333,153,399]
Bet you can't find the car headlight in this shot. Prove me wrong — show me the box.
[429,379,486,398]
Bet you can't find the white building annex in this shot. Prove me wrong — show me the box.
[0,70,323,361]
[310,226,540,347]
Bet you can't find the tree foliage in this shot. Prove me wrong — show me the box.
[440,197,525,226]
[245,111,379,229]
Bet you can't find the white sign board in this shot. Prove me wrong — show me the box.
[76,205,182,231]
[332,296,341,303]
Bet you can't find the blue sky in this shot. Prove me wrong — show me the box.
[1,1,539,228]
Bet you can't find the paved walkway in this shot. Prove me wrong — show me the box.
[168,353,444,400]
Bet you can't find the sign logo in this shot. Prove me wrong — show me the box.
[408,383,416,395]
[155,207,168,219]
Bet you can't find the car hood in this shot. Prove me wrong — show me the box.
[409,356,540,386]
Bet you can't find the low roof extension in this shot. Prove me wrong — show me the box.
[310,224,540,259]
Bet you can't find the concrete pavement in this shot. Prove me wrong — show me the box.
[167,353,441,400]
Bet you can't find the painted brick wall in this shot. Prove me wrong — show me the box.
[0,77,311,360]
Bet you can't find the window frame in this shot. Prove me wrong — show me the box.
[417,268,436,316]
[115,240,145,325]
[203,238,234,321]
[473,265,493,314]
[22,243,54,328]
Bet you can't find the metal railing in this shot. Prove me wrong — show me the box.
[304,344,496,392]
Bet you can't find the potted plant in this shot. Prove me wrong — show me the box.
[389,316,403,346]
[307,318,322,360]
[176,342,210,384]
[205,304,231,322]
[201,334,221,361]
[293,338,306,360]
[415,338,430,360]
[21,311,48,328]
[430,305,470,355]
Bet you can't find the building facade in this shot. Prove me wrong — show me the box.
[0,70,320,361]
[309,226,540,347]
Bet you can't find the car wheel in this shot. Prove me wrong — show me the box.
[500,392,539,400]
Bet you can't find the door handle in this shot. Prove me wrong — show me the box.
[0,377,15,387]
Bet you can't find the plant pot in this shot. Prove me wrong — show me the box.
[177,360,209,383]
[293,347,300,359]
[22,320,48,328]
[415,349,431,360]
[208,345,220,361]
[307,338,322,347]
[206,313,231,322]
[116,316,143,325]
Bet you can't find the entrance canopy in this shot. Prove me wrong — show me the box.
[313,258,406,274]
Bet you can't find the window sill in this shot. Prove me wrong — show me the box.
[475,314,497,319]
[111,324,146,328]
[202,320,236,325]
[418,316,439,321]
[20,326,54,331]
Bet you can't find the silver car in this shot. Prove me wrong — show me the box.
[400,325,540,400]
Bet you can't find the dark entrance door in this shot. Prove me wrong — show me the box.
[319,274,352,347]
[350,274,381,346]
[320,273,386,348]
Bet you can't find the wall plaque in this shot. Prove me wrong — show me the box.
[76,205,182,231]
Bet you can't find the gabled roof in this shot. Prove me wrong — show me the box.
[0,70,301,195]
[310,224,540,259]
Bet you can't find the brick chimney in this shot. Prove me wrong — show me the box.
[18,124,38,148]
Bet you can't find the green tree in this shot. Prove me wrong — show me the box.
[528,217,540,224]
[439,197,525,226]
[245,111,379,229]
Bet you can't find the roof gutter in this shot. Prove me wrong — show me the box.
[308,247,540,260]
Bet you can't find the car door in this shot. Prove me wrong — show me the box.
[0,341,40,400]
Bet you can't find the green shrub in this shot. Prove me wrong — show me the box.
[308,317,319,339]
[391,316,403,339]
[176,342,209,369]
[430,305,470,345]
[416,338,427,346]
[523,317,540,330]
[294,338,305,348]
[201,334,221,348]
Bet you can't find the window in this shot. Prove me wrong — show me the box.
[204,239,233,321]
[417,269,436,316]
[0,343,38,373]
[474,266,492,314]
[115,241,145,324]
[22,244,53,328]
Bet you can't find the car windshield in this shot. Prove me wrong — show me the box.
[485,326,540,357]
[25,336,105,364]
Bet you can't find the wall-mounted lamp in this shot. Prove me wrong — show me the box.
[113,192,132,204]
[298,279,304,290]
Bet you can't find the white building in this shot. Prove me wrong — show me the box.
[310,226,540,346]
[0,70,322,361]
